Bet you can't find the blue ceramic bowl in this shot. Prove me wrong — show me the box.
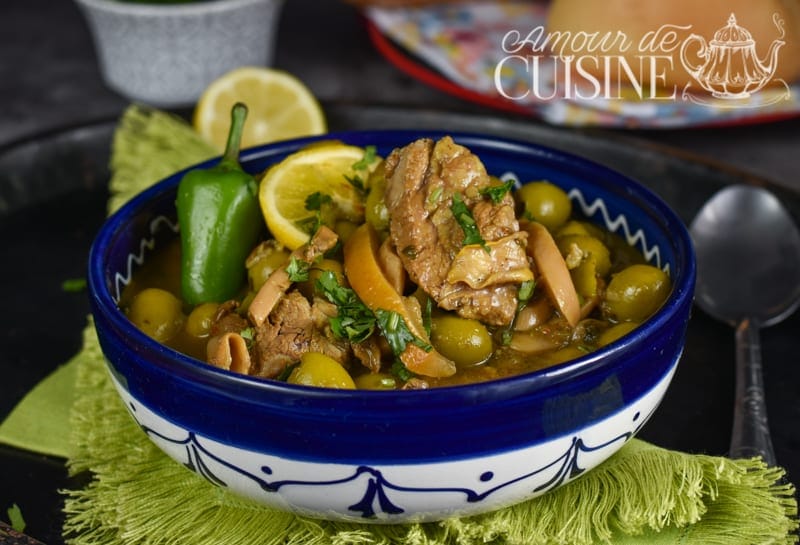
[88,130,696,523]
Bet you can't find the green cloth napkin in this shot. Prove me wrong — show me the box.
[1,105,798,545]
[0,359,78,459]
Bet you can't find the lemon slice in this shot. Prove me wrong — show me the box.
[259,143,379,249]
[194,67,327,151]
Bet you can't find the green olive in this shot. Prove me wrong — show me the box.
[542,345,587,365]
[516,181,572,231]
[572,260,599,299]
[557,220,609,246]
[287,352,355,389]
[246,241,290,292]
[354,372,398,390]
[557,235,612,276]
[603,264,671,322]
[184,302,219,339]
[555,235,611,299]
[334,220,358,244]
[430,315,493,368]
[128,288,185,342]
[299,258,346,298]
[579,221,607,240]
[556,234,611,299]
[605,232,646,271]
[597,321,639,347]
[239,291,256,314]
[556,220,591,238]
[365,166,390,233]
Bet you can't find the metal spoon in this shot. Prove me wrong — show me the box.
[690,184,800,465]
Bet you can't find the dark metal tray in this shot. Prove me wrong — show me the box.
[2,104,798,544]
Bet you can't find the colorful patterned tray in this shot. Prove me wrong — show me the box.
[364,2,800,128]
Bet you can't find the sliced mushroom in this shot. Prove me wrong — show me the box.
[207,333,252,374]
[514,296,555,332]
[579,294,601,320]
[508,330,560,354]
[524,221,581,328]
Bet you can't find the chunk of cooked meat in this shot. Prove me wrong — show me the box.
[351,336,384,374]
[210,300,249,336]
[247,226,339,327]
[251,291,350,379]
[384,136,533,326]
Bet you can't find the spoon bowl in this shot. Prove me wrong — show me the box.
[690,184,800,464]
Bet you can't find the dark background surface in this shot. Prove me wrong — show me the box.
[1,1,799,543]
[2,0,800,191]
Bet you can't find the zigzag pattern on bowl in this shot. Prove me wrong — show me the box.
[499,172,665,272]
[113,216,178,303]
[567,189,665,272]
[112,185,667,302]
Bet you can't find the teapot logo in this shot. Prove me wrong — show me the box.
[680,13,786,100]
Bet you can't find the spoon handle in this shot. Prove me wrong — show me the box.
[730,319,776,466]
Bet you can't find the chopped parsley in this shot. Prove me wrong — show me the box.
[298,191,333,235]
[422,295,433,338]
[391,360,414,382]
[344,145,378,195]
[276,361,300,382]
[450,192,489,252]
[375,309,432,356]
[352,145,377,171]
[502,280,536,345]
[479,179,515,204]
[316,271,433,380]
[315,270,376,343]
[305,191,332,211]
[7,503,25,532]
[344,174,366,194]
[427,186,443,207]
[518,279,536,302]
[314,268,430,382]
[286,256,312,282]
[239,327,256,350]
[61,277,87,292]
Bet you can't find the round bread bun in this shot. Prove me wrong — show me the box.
[545,0,800,92]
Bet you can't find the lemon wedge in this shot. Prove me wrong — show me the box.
[193,67,326,151]
[259,143,379,250]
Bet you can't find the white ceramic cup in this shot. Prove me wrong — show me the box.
[74,0,285,107]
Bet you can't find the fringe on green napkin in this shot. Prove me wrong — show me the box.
[62,322,798,545]
[106,105,217,214]
[0,106,215,459]
[1,104,793,545]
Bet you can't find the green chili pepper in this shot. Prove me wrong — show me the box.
[176,102,263,305]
